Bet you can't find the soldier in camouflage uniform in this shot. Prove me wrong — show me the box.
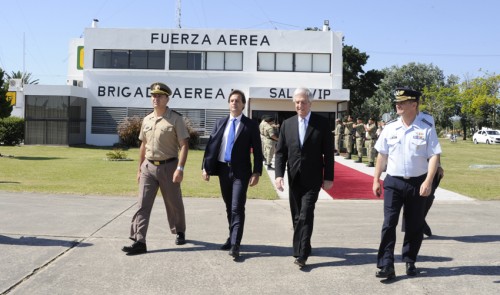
[261,116,279,169]
[334,118,342,156]
[364,117,377,167]
[353,117,365,163]
[343,116,354,159]
[259,117,268,159]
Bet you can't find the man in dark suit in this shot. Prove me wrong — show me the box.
[274,87,334,268]
[202,89,263,260]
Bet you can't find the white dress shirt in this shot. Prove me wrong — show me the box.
[218,114,242,162]
[375,112,441,178]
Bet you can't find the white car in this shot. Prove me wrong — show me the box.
[473,129,500,144]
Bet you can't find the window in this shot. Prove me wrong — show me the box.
[257,52,331,73]
[276,53,293,71]
[93,49,165,69]
[207,52,224,70]
[258,52,275,71]
[169,51,243,71]
[295,53,312,72]
[312,54,330,72]
[225,52,243,70]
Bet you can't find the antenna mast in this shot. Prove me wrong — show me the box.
[176,0,182,28]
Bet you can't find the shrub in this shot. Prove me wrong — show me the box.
[184,117,200,149]
[117,116,142,147]
[106,149,128,160]
[0,116,24,146]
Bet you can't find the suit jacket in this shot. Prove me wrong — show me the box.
[275,113,334,189]
[202,115,263,180]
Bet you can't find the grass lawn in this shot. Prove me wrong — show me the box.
[355,138,500,200]
[1,139,499,200]
[0,146,278,200]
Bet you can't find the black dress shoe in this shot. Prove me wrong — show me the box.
[220,238,231,250]
[175,232,186,245]
[122,241,147,255]
[406,262,418,276]
[375,265,395,279]
[229,245,240,258]
[294,256,307,268]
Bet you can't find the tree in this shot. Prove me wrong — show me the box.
[421,84,461,137]
[367,62,447,122]
[461,74,500,130]
[0,68,13,118]
[342,44,384,120]
[5,70,39,85]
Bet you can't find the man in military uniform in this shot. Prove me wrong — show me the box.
[372,87,441,279]
[259,116,268,157]
[334,118,342,156]
[343,116,354,159]
[262,116,279,169]
[353,117,365,163]
[364,118,377,167]
[122,82,190,255]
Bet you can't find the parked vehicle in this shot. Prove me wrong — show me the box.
[473,128,500,144]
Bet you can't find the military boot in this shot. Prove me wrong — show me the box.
[367,162,374,167]
[344,153,351,160]
[354,157,362,163]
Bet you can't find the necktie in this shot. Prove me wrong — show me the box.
[299,118,307,146]
[224,118,236,162]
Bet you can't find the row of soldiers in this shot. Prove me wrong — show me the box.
[334,115,378,167]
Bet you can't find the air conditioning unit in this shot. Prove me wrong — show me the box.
[8,79,22,90]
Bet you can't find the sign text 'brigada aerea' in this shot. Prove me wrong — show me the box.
[97,86,229,99]
[151,33,271,46]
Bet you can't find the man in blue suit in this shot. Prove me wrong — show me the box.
[275,87,334,268]
[202,89,263,259]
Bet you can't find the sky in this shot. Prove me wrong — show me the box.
[1,0,499,85]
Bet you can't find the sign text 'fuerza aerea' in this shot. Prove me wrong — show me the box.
[150,33,271,46]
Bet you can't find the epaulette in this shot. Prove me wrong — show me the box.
[421,118,433,127]
[385,119,397,125]
[171,109,183,116]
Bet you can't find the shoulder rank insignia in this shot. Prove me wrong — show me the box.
[421,118,433,127]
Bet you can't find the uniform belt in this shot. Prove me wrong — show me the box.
[392,174,426,181]
[148,158,177,166]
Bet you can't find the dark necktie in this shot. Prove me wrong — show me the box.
[224,118,236,162]
[299,118,307,146]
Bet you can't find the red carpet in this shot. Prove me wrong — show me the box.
[325,162,383,200]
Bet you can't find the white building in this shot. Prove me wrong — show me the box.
[9,22,350,146]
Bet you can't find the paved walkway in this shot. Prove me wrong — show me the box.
[266,155,474,201]
[1,158,497,295]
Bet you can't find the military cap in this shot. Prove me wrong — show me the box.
[394,87,421,102]
[150,82,172,96]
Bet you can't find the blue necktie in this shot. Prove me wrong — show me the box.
[224,118,236,162]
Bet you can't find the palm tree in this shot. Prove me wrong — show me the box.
[6,71,39,85]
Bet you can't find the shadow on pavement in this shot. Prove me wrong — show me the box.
[430,234,500,243]
[0,235,93,247]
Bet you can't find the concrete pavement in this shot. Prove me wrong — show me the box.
[0,155,495,294]
[1,187,499,294]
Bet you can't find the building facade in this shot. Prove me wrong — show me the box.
[10,23,350,146]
